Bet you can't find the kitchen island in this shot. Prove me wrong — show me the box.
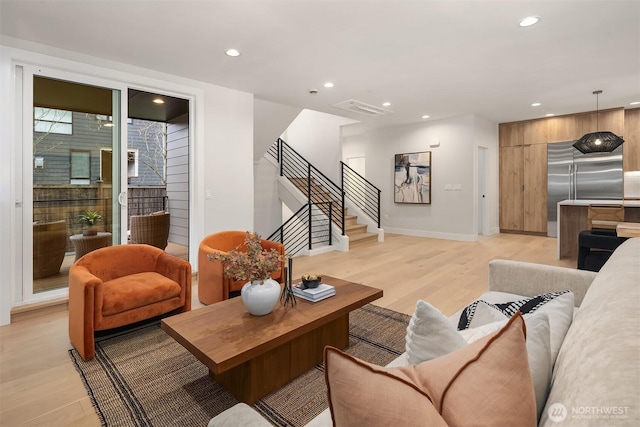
[557,199,640,260]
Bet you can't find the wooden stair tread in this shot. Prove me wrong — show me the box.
[284,175,379,249]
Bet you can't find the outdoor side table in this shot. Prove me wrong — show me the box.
[70,232,112,261]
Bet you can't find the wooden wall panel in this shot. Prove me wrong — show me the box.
[523,120,548,144]
[523,144,547,233]
[624,108,640,172]
[580,108,624,136]
[499,146,523,230]
[499,122,524,147]
[547,116,581,143]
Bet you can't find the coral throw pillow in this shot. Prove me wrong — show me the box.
[325,313,537,427]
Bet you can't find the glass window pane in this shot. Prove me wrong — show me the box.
[70,150,91,179]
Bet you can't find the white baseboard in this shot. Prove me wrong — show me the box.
[384,227,477,242]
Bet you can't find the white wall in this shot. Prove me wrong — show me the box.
[0,39,254,325]
[253,157,281,238]
[253,98,302,161]
[0,45,14,325]
[342,114,498,241]
[253,109,357,237]
[472,115,500,235]
[281,109,357,183]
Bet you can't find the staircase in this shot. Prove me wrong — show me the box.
[288,177,378,247]
[267,139,381,254]
[344,209,378,246]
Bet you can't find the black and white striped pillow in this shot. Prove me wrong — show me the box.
[457,290,571,331]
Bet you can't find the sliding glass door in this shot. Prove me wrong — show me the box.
[24,70,125,302]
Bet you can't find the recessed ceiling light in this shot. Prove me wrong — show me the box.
[382,102,391,107]
[225,48,241,57]
[531,102,541,107]
[519,16,540,27]
[545,113,555,117]
[630,101,640,105]
[323,82,334,88]
[153,98,165,104]
[422,115,430,119]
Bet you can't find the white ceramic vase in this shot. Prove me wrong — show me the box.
[241,278,281,316]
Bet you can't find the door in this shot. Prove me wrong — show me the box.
[25,71,125,301]
[477,146,489,235]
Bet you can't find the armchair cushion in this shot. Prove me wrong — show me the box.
[101,272,182,316]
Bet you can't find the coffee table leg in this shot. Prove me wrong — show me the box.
[212,343,291,404]
[211,314,350,403]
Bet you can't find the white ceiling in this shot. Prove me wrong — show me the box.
[1,0,639,131]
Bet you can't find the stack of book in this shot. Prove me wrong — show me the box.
[292,283,336,302]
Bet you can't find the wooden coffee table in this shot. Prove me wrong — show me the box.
[161,275,382,403]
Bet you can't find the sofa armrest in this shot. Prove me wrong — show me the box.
[488,259,597,307]
[68,264,103,360]
[197,245,229,304]
[155,252,192,311]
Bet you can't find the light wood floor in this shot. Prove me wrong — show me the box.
[0,233,572,426]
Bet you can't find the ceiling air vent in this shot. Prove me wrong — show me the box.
[332,99,393,117]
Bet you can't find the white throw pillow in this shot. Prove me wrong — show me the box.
[405,300,467,365]
[405,300,552,420]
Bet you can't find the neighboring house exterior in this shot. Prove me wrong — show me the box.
[33,109,168,240]
[33,109,166,187]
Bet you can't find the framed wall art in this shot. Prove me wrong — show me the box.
[394,151,431,204]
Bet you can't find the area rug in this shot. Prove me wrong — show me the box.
[69,304,410,426]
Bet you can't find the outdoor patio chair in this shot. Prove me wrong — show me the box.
[129,211,170,250]
[33,220,67,279]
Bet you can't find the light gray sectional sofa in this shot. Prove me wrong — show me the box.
[210,237,640,426]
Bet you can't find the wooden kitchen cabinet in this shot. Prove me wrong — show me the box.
[499,122,524,147]
[624,108,640,172]
[547,115,581,143]
[499,144,547,233]
[580,108,624,136]
[523,144,548,232]
[523,119,548,145]
[499,146,524,230]
[499,106,629,235]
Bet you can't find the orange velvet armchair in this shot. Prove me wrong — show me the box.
[198,231,285,305]
[69,244,191,361]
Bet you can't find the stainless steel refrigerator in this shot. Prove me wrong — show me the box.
[547,142,623,237]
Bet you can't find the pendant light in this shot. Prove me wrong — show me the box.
[573,90,624,154]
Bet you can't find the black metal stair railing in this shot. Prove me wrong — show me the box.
[341,161,381,228]
[267,202,333,256]
[276,138,346,235]
[266,138,382,253]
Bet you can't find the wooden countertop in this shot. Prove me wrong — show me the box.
[558,199,640,207]
[617,222,640,238]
